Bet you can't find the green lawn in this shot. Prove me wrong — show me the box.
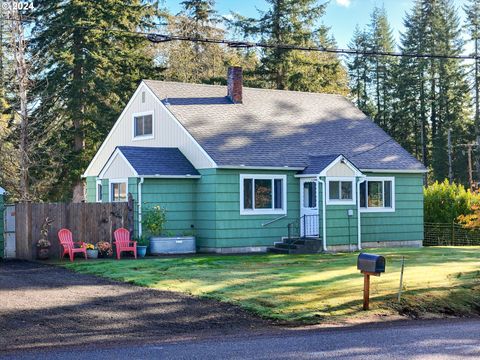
[60,247,480,323]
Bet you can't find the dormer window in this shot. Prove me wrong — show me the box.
[133,111,154,139]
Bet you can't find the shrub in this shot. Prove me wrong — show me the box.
[143,205,166,237]
[424,180,480,223]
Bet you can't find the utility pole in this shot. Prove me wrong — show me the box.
[448,128,453,183]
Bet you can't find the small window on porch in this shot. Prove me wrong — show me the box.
[327,180,353,204]
[303,181,317,208]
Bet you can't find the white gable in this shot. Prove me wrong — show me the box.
[99,150,137,179]
[326,162,355,177]
[83,82,216,177]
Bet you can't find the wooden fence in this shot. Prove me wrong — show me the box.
[15,202,131,260]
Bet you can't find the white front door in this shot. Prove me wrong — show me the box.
[300,178,319,237]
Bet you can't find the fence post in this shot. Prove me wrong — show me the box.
[451,221,455,246]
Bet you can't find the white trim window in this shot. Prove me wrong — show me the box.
[360,177,395,212]
[240,174,287,215]
[326,177,355,205]
[110,179,128,202]
[96,180,103,203]
[133,111,154,140]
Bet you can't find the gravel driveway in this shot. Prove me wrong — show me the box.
[0,261,269,353]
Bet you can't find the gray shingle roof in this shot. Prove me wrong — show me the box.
[144,80,425,172]
[117,146,199,176]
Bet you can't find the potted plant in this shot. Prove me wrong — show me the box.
[143,206,196,255]
[97,241,113,258]
[84,243,98,259]
[36,217,53,260]
[136,235,149,258]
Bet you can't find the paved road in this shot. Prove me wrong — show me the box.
[2,319,479,360]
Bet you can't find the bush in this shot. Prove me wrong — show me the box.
[142,205,166,237]
[424,180,480,223]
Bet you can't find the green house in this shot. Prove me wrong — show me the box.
[83,67,426,253]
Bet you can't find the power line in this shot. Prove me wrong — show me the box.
[2,15,480,61]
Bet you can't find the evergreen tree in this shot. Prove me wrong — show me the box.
[464,0,480,181]
[29,0,160,201]
[347,25,373,116]
[395,0,471,182]
[229,0,348,94]
[367,6,397,131]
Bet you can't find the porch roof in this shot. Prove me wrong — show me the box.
[117,146,200,177]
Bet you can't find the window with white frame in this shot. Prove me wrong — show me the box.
[360,177,395,211]
[133,113,153,138]
[110,181,127,202]
[327,178,355,204]
[240,175,286,215]
[96,180,103,202]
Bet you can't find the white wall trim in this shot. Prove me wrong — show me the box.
[325,176,356,205]
[141,175,202,179]
[131,110,154,141]
[109,178,129,202]
[361,168,428,174]
[98,148,138,179]
[219,165,305,171]
[359,176,396,213]
[239,174,287,216]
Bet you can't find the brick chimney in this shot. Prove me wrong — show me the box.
[227,66,243,104]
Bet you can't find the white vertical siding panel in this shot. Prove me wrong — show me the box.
[85,83,215,177]
[101,154,135,179]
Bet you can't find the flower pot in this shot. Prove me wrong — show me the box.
[36,246,50,260]
[137,245,147,258]
[86,249,99,259]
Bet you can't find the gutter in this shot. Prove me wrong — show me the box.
[138,177,145,237]
[357,176,367,250]
[316,176,327,251]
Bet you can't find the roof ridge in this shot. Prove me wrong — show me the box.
[142,79,347,98]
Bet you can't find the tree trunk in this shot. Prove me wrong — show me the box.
[11,5,30,201]
[71,29,85,202]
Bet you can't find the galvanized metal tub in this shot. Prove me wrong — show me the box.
[149,236,196,255]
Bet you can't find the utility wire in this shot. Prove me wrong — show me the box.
[2,15,480,61]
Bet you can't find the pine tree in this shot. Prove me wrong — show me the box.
[394,0,471,182]
[229,0,348,94]
[367,6,397,131]
[464,0,480,181]
[347,25,373,116]
[29,0,160,201]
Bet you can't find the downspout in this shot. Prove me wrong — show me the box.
[317,176,327,251]
[138,177,144,237]
[357,177,367,251]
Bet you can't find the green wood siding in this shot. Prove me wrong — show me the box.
[87,167,424,250]
[213,169,299,249]
[86,176,97,202]
[141,178,196,237]
[360,173,424,243]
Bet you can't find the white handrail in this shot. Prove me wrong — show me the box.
[262,215,287,227]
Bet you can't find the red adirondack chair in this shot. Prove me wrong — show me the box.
[58,228,87,262]
[113,228,137,260]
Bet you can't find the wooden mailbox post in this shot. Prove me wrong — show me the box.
[357,253,386,310]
